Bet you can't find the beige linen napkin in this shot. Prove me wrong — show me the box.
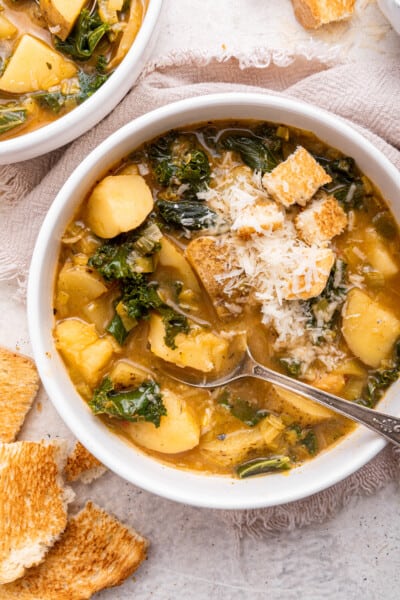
[1,51,400,533]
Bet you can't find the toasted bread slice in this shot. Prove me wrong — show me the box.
[185,236,246,319]
[0,502,148,599]
[65,441,107,484]
[292,0,355,29]
[0,347,39,442]
[0,440,74,584]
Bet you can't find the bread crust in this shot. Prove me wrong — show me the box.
[0,440,73,584]
[65,441,106,483]
[0,347,39,443]
[0,502,148,599]
[292,0,356,29]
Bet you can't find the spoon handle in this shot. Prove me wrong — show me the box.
[250,361,400,448]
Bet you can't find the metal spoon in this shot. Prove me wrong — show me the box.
[163,345,400,448]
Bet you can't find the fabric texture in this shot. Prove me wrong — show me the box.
[1,50,400,533]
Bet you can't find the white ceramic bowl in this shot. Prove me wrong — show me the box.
[0,0,163,165]
[28,93,400,509]
[378,0,400,34]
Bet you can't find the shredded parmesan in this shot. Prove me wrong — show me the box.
[200,158,346,373]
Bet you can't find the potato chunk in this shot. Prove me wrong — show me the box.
[148,314,229,372]
[364,228,398,278]
[57,264,107,313]
[158,237,201,294]
[272,386,334,425]
[86,175,154,239]
[55,319,113,385]
[0,14,17,39]
[0,35,76,94]
[342,288,400,368]
[126,388,201,453]
[39,0,87,41]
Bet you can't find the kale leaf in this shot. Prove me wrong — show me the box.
[148,133,211,198]
[220,131,282,173]
[88,223,162,281]
[303,259,348,335]
[218,390,268,427]
[236,456,291,478]
[158,306,190,349]
[157,200,219,231]
[0,105,27,135]
[56,9,109,61]
[358,339,400,408]
[76,69,109,103]
[317,156,366,211]
[89,377,166,427]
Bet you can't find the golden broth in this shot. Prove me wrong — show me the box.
[53,120,400,478]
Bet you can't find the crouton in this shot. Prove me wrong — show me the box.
[185,236,246,319]
[262,147,331,208]
[0,440,74,584]
[284,248,335,300]
[233,199,285,239]
[292,0,356,29]
[65,441,106,484]
[295,194,348,245]
[0,347,39,442]
[0,502,148,599]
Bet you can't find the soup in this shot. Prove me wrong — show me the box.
[54,120,400,478]
[0,0,147,139]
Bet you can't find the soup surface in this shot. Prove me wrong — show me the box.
[0,0,146,138]
[54,120,400,478]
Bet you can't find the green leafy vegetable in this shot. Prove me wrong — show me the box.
[106,312,129,345]
[303,259,348,335]
[301,430,318,455]
[35,92,66,114]
[358,339,400,408]
[279,358,302,378]
[89,377,166,427]
[158,306,190,349]
[218,390,268,427]
[0,105,27,135]
[76,69,109,103]
[220,131,281,173]
[56,9,109,60]
[88,223,162,281]
[317,156,366,211]
[148,133,211,198]
[236,455,291,478]
[157,200,219,231]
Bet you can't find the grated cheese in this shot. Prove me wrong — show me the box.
[200,158,346,372]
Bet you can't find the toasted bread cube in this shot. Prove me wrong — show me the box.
[342,288,400,368]
[262,147,331,208]
[185,236,245,319]
[292,0,356,29]
[233,199,285,239]
[39,0,87,41]
[148,314,229,372]
[284,248,335,300]
[295,194,348,245]
[0,35,76,94]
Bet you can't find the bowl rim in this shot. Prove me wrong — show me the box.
[0,0,163,164]
[28,92,400,509]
